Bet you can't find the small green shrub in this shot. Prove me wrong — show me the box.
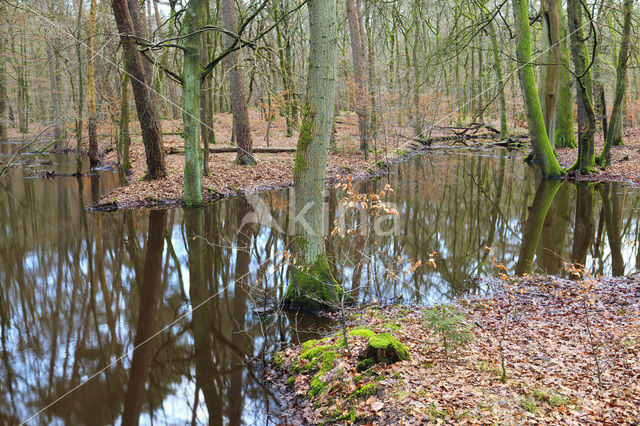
[423,304,473,357]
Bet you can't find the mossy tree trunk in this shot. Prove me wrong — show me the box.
[567,0,597,174]
[555,3,577,150]
[512,0,564,178]
[284,0,339,312]
[598,0,633,165]
[182,0,206,207]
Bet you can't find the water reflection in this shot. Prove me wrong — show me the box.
[1,147,640,424]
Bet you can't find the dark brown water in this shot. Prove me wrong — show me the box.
[1,143,639,424]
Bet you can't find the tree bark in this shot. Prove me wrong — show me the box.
[182,0,206,207]
[200,27,213,177]
[120,70,132,170]
[346,0,370,153]
[538,0,561,145]
[283,0,339,312]
[567,0,596,174]
[512,0,563,178]
[221,0,256,165]
[87,0,99,167]
[598,0,633,165]
[111,0,167,179]
[0,30,7,141]
[488,19,508,137]
[554,0,577,149]
[75,0,85,173]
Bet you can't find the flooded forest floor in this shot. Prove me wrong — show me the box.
[269,274,640,424]
[89,112,640,209]
[89,111,507,209]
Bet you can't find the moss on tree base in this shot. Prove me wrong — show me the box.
[357,331,410,370]
[282,256,343,312]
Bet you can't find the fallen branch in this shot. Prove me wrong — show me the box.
[167,146,297,155]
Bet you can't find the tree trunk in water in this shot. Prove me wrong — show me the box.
[567,0,596,174]
[554,0,577,149]
[121,210,166,426]
[488,19,508,137]
[512,0,563,178]
[570,184,595,265]
[182,0,206,207]
[111,0,167,179]
[87,0,99,167]
[283,0,339,312]
[120,71,132,170]
[221,0,256,165]
[538,0,561,145]
[599,0,633,165]
[346,0,369,153]
[599,183,624,276]
[515,180,562,275]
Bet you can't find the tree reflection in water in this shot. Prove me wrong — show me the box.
[1,150,640,424]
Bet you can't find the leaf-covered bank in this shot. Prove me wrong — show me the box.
[267,274,640,424]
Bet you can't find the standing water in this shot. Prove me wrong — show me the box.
[1,143,639,424]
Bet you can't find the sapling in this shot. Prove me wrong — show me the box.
[423,304,473,358]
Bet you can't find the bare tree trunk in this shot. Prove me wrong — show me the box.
[488,19,508,136]
[120,70,132,170]
[111,0,167,179]
[87,0,99,167]
[42,3,63,145]
[75,0,84,173]
[346,0,370,154]
[221,0,256,165]
[0,30,7,140]
[599,0,633,165]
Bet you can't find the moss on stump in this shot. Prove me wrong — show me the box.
[283,256,342,312]
[357,332,409,371]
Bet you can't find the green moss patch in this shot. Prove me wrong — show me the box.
[283,256,344,312]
